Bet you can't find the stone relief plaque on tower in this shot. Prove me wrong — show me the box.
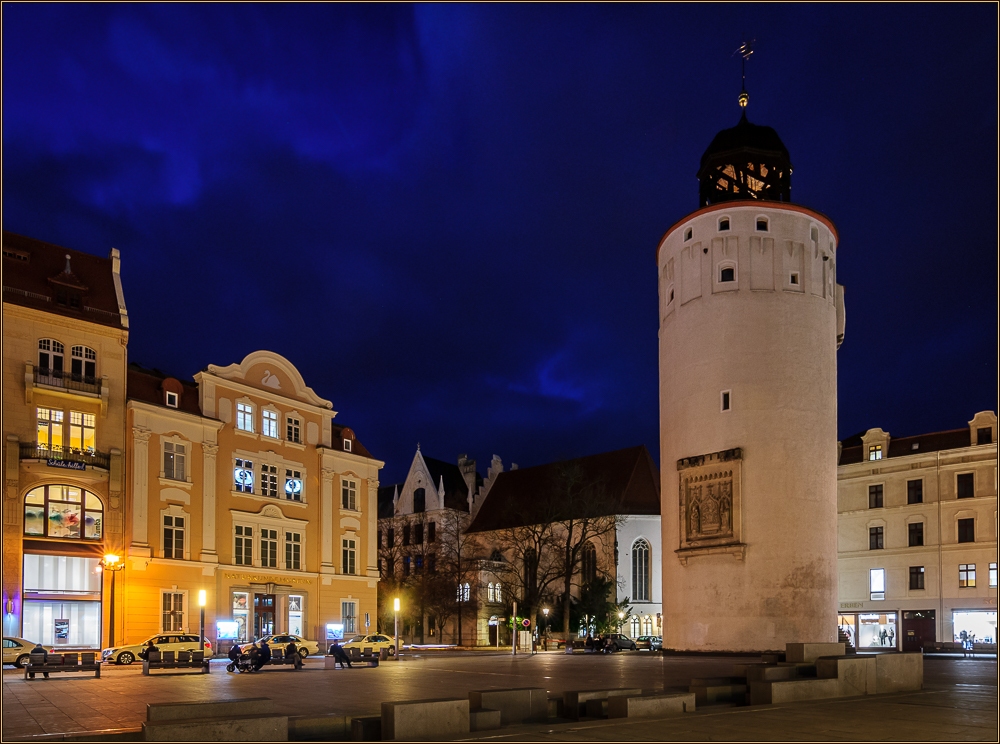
[676,448,745,564]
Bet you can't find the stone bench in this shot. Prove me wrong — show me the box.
[607,692,696,719]
[144,698,285,742]
[381,698,470,740]
[24,652,101,680]
[143,650,209,675]
[147,698,275,722]
[874,652,922,692]
[469,708,502,732]
[784,642,845,663]
[815,655,876,696]
[468,687,548,725]
[324,653,378,669]
[563,688,642,719]
[750,677,841,705]
[688,677,747,705]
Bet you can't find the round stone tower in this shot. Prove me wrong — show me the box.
[657,104,845,651]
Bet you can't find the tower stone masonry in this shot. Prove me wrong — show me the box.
[658,110,846,651]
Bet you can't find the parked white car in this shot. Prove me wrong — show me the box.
[3,637,54,667]
[238,634,319,658]
[340,634,395,656]
[102,633,213,665]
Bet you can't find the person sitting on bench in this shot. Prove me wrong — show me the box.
[28,643,49,679]
[327,640,352,669]
[139,640,159,661]
[252,640,271,671]
[285,640,303,669]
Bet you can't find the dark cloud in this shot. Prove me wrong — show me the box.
[3,4,996,483]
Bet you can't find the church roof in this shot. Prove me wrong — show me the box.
[422,455,481,513]
[698,111,790,172]
[466,445,660,533]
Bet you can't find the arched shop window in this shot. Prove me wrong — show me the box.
[24,485,103,540]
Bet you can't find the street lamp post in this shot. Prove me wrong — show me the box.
[198,590,207,652]
[542,608,549,651]
[99,554,124,649]
[393,598,400,661]
[618,611,624,634]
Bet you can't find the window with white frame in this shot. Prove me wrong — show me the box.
[165,391,179,408]
[870,568,885,600]
[990,563,997,588]
[163,515,185,559]
[285,469,303,501]
[163,442,186,481]
[70,345,97,383]
[868,444,883,461]
[494,583,501,603]
[632,539,650,602]
[342,601,357,634]
[286,416,301,443]
[488,583,495,602]
[285,531,301,570]
[38,338,65,378]
[959,564,976,588]
[234,525,253,565]
[162,591,184,632]
[342,478,357,510]
[261,464,278,498]
[262,409,278,439]
[260,528,278,568]
[36,407,64,450]
[68,411,96,452]
[342,538,356,575]
[235,458,254,493]
[236,402,254,432]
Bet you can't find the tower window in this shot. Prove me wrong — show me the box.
[811,226,819,243]
[789,272,800,285]
[718,217,730,231]
[719,267,735,282]
[683,227,692,241]
[721,390,731,411]
[755,218,768,231]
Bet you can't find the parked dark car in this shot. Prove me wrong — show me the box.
[603,633,637,651]
[636,635,656,651]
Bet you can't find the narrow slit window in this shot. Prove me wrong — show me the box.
[721,390,731,411]
[718,217,730,231]
[683,227,692,241]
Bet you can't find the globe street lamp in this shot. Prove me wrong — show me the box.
[198,590,207,652]
[98,554,124,648]
[393,598,400,661]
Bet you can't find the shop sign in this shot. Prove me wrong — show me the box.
[48,459,86,470]
[223,572,312,584]
[840,602,863,609]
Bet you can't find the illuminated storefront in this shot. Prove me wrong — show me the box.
[838,611,898,649]
[952,610,997,644]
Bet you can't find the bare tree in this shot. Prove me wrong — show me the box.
[431,508,478,644]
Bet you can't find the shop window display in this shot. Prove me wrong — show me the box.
[24,485,103,540]
[288,595,303,636]
[233,592,249,641]
[858,612,897,648]
[952,610,997,645]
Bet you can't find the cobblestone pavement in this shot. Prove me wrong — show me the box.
[2,652,996,741]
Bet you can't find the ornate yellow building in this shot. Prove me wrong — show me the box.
[124,352,382,654]
[2,232,129,649]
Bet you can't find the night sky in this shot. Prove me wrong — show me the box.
[4,5,997,484]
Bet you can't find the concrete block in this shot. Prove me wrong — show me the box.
[350,716,381,742]
[547,695,564,718]
[469,708,501,732]
[688,681,746,706]
[142,714,288,741]
[608,693,696,719]
[563,688,642,719]
[381,698,469,740]
[743,664,798,683]
[785,643,845,663]
[468,688,547,725]
[760,653,785,663]
[147,698,275,722]
[815,655,876,696]
[874,652,923,693]
[288,714,350,740]
[750,677,841,706]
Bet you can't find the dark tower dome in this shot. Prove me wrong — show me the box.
[697,111,792,207]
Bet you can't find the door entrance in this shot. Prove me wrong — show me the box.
[254,594,275,639]
[901,610,935,652]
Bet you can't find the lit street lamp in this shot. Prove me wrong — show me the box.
[542,608,549,637]
[618,611,624,634]
[393,597,400,661]
[198,590,207,652]
[98,554,124,648]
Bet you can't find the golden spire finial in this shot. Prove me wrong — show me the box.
[733,39,755,109]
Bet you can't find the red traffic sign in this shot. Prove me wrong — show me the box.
[521,618,531,628]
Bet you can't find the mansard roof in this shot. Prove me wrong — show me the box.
[2,231,126,329]
[839,427,975,465]
[127,363,202,415]
[465,445,660,534]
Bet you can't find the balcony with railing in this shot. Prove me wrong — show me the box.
[33,366,101,396]
[19,442,111,470]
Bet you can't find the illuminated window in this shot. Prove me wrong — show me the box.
[488,583,495,602]
[234,525,253,565]
[495,583,502,603]
[868,444,882,461]
[342,601,357,633]
[342,479,357,510]
[869,526,884,550]
[907,479,923,504]
[70,346,96,383]
[163,442,186,481]
[236,402,254,432]
[868,484,883,509]
[262,409,278,438]
[261,529,278,568]
[990,563,997,588]
[342,538,356,575]
[909,566,924,590]
[958,564,976,588]
[755,217,768,231]
[234,459,254,493]
[286,416,300,443]
[68,411,96,453]
[956,473,974,499]
[908,522,923,547]
[163,515,184,559]
[718,217,730,231]
[958,518,975,543]
[285,532,301,570]
[36,407,64,451]
[869,568,885,600]
[23,485,102,540]
[162,592,184,632]
[285,469,302,501]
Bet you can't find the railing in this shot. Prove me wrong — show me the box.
[4,286,123,324]
[33,367,101,395]
[19,443,111,470]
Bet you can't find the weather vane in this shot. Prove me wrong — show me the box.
[733,39,755,108]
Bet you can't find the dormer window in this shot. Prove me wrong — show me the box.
[868,444,883,461]
[165,391,179,408]
[344,439,352,452]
